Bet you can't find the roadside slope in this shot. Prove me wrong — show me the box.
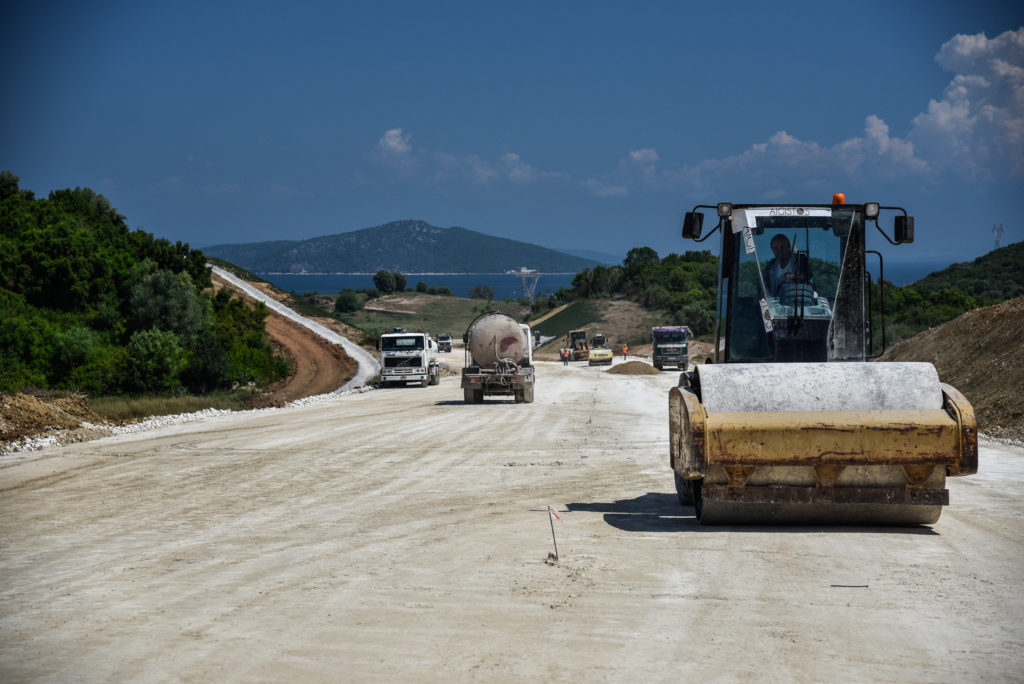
[879,295,1024,441]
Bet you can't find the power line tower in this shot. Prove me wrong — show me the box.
[512,267,541,301]
[993,223,1004,249]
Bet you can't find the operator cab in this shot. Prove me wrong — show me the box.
[683,200,913,364]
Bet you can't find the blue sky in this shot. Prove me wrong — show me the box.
[3,1,1022,266]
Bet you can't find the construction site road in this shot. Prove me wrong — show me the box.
[1,360,1022,682]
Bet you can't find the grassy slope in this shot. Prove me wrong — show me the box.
[340,295,529,338]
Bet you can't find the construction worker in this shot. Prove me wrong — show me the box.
[622,344,628,358]
[562,348,569,366]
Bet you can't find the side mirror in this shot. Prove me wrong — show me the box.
[895,215,914,244]
[682,212,704,240]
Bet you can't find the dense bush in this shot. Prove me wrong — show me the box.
[0,172,288,395]
[569,248,718,336]
[468,284,495,301]
[566,242,1003,346]
[335,290,361,313]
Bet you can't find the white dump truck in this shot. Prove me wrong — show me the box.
[461,312,535,403]
[378,327,440,387]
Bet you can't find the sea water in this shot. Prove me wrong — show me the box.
[258,272,579,300]
[259,260,950,299]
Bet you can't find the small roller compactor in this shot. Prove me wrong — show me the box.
[670,196,977,524]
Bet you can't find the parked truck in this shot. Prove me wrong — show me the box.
[462,312,535,403]
[378,328,440,387]
[437,333,452,353]
[651,326,690,371]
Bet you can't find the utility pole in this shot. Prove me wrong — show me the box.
[512,267,541,301]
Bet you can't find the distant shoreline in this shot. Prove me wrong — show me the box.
[259,272,580,276]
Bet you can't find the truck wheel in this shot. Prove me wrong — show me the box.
[515,391,524,403]
[463,387,475,403]
[421,378,429,387]
[523,386,534,403]
[430,370,440,385]
[654,361,663,371]
[474,390,484,404]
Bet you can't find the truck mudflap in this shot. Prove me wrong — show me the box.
[668,362,978,524]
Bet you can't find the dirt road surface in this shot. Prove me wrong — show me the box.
[2,359,1022,681]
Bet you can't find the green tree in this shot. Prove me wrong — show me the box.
[127,263,210,343]
[469,284,495,301]
[0,170,20,201]
[335,290,361,313]
[392,271,407,291]
[125,329,187,393]
[624,247,659,279]
[373,269,396,293]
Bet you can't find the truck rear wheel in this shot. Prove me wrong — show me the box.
[523,386,534,403]
[654,360,663,371]
[463,387,475,403]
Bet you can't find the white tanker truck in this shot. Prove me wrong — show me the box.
[461,312,535,403]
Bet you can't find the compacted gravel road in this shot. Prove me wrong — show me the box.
[1,357,1022,682]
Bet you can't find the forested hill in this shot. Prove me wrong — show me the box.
[911,241,1023,301]
[0,173,288,396]
[202,220,600,273]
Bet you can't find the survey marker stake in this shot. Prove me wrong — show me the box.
[547,506,561,562]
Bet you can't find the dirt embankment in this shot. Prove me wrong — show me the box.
[880,295,1024,441]
[0,392,103,444]
[249,313,359,408]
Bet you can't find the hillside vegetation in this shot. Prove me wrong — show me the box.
[203,219,600,274]
[912,241,1023,300]
[0,173,288,396]
[553,242,1017,349]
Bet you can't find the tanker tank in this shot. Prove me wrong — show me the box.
[467,313,529,367]
[461,312,535,404]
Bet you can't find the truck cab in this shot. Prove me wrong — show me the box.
[378,329,440,387]
[651,326,690,371]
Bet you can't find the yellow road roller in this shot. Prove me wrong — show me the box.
[669,197,977,524]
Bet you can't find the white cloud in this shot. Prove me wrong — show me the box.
[466,156,498,184]
[502,152,537,182]
[629,148,659,164]
[378,128,412,156]
[910,27,1024,177]
[658,117,928,196]
[373,130,566,186]
[583,179,629,197]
